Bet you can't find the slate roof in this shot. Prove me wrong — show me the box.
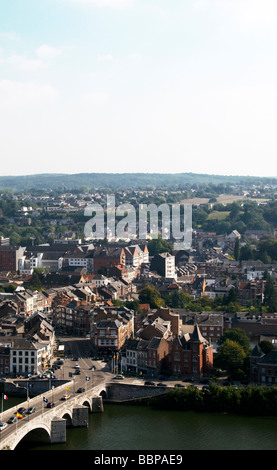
[258,350,277,365]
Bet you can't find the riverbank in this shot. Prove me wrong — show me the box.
[143,383,277,417]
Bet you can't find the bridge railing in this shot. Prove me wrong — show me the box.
[0,381,74,423]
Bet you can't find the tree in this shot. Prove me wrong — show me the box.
[138,284,165,308]
[147,235,173,256]
[259,340,274,355]
[263,272,277,312]
[239,244,254,261]
[219,328,251,354]
[215,339,246,380]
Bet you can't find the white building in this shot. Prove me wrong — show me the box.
[9,338,51,375]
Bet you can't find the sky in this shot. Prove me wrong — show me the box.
[0,0,277,178]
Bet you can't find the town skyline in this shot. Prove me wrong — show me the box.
[1,0,277,178]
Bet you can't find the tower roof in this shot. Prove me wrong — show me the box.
[189,323,208,344]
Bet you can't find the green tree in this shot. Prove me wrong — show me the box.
[147,235,173,256]
[215,339,246,380]
[219,328,251,354]
[263,272,277,312]
[139,284,165,308]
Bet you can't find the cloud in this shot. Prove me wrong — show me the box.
[83,91,109,104]
[1,32,20,41]
[97,54,114,62]
[0,80,59,109]
[0,43,64,71]
[35,44,63,60]
[195,0,277,33]
[2,54,45,71]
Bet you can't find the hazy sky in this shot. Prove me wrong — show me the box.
[1,0,277,177]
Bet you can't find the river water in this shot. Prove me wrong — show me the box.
[12,401,277,451]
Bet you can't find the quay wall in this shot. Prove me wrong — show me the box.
[105,383,171,402]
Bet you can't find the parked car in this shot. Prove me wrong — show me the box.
[61,394,71,400]
[144,381,156,386]
[17,407,27,416]
[46,402,55,408]
[27,406,36,414]
[157,382,167,387]
[0,422,7,431]
[113,375,124,380]
[7,416,17,424]
[77,388,85,393]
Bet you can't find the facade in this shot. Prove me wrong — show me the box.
[123,336,170,376]
[9,338,51,375]
[93,314,133,352]
[0,246,25,273]
[150,252,176,279]
[0,347,10,376]
[169,324,213,377]
[93,246,125,274]
[250,347,277,384]
[124,244,149,268]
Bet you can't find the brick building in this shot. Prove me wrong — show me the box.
[169,324,213,378]
[0,246,25,273]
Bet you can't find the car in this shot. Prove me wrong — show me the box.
[0,422,7,431]
[174,384,184,388]
[157,382,167,387]
[77,387,85,393]
[144,381,156,386]
[46,402,55,408]
[7,416,17,424]
[61,394,71,400]
[27,406,36,414]
[113,375,124,380]
[74,369,80,375]
[75,364,80,368]
[17,407,27,416]
[73,356,79,361]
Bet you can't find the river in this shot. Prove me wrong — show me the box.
[11,401,277,451]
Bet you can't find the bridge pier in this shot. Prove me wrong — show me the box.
[72,406,89,427]
[50,418,67,444]
[91,396,104,413]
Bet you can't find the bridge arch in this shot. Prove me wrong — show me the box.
[99,389,107,399]
[81,399,91,411]
[61,412,73,426]
[13,423,52,450]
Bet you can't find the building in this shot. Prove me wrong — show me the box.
[93,308,134,353]
[0,246,26,273]
[124,244,149,268]
[250,347,277,385]
[150,252,176,279]
[122,336,170,376]
[93,246,125,274]
[8,337,51,375]
[62,245,94,272]
[0,346,10,376]
[169,324,213,378]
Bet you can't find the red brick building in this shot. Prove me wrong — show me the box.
[0,246,25,273]
[169,324,213,378]
[93,246,125,274]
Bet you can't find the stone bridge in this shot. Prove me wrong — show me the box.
[0,382,107,450]
[0,380,170,450]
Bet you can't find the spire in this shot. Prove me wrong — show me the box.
[189,323,207,344]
